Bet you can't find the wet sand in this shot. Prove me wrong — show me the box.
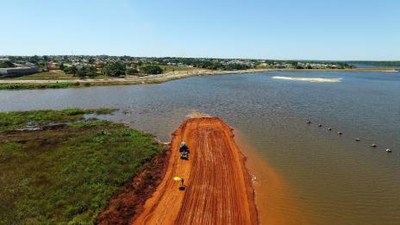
[132,117,258,224]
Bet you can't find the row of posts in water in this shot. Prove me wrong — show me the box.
[306,120,392,153]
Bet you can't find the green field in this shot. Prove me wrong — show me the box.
[11,71,75,80]
[160,65,194,73]
[0,109,165,224]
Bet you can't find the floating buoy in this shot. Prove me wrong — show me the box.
[337,131,343,135]
[371,144,377,148]
[327,128,332,131]
[318,124,322,127]
[355,138,360,142]
[386,149,392,153]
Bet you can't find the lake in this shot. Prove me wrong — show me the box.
[1,71,400,225]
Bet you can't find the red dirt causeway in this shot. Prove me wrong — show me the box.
[132,117,258,225]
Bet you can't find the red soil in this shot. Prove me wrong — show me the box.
[132,117,258,225]
[97,150,169,225]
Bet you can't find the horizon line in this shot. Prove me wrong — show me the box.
[1,54,399,62]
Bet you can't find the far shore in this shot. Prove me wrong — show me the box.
[0,67,397,90]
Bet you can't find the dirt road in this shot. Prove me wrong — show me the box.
[132,117,258,225]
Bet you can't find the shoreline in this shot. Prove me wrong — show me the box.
[0,67,397,90]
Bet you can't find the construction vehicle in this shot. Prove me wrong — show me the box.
[179,142,190,160]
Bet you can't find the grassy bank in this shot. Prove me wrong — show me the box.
[11,71,75,80]
[0,109,165,224]
[0,82,77,90]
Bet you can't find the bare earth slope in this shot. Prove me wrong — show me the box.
[132,117,258,225]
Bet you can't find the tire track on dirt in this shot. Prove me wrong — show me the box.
[132,117,258,225]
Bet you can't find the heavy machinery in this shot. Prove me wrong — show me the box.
[179,142,190,160]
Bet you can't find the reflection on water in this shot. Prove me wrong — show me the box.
[1,71,400,225]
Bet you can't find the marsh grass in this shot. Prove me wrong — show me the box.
[0,108,115,132]
[0,109,164,224]
[0,83,76,90]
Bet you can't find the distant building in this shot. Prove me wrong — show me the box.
[0,66,39,77]
[47,62,60,70]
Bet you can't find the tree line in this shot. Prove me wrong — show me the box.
[62,62,164,78]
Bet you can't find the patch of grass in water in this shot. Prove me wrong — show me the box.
[0,108,116,132]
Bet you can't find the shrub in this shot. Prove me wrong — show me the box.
[102,62,126,77]
[140,65,163,75]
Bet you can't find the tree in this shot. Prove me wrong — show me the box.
[126,67,139,75]
[224,63,250,71]
[29,55,40,65]
[63,66,77,76]
[87,66,98,78]
[0,60,15,68]
[140,65,163,75]
[66,65,97,79]
[102,62,126,77]
[77,67,87,78]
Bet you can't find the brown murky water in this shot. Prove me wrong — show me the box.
[1,71,400,224]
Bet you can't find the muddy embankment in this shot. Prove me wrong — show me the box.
[97,150,170,225]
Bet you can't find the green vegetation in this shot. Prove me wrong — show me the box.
[160,65,194,73]
[2,55,366,87]
[191,60,224,70]
[223,63,251,70]
[140,65,163,74]
[102,62,126,77]
[126,67,139,75]
[0,109,165,224]
[0,60,15,68]
[12,71,75,80]
[348,61,400,67]
[64,66,98,78]
[0,82,76,90]
[76,66,98,78]
[63,65,78,76]
[0,108,115,132]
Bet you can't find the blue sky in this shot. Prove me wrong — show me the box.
[1,0,399,60]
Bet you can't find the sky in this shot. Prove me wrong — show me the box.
[1,0,399,60]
